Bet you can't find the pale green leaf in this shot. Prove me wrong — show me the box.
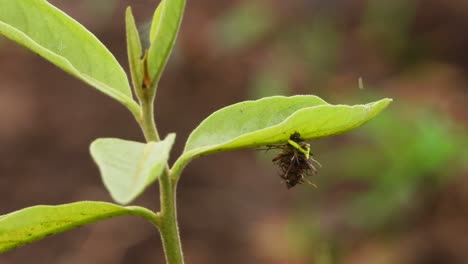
[182,95,392,159]
[0,201,156,253]
[0,0,139,115]
[149,3,164,42]
[90,134,175,205]
[125,7,143,95]
[147,0,185,86]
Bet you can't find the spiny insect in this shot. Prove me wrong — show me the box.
[265,132,321,189]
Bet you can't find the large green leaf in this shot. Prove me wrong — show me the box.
[172,96,391,175]
[0,201,156,253]
[147,0,185,88]
[0,0,139,115]
[90,134,175,205]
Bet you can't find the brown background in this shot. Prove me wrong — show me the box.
[0,0,467,263]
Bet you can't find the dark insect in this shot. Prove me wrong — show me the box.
[268,132,321,189]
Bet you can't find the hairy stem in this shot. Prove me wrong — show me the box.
[140,94,160,142]
[158,170,184,264]
[139,91,184,264]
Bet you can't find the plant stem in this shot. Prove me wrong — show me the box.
[139,91,184,264]
[158,170,184,264]
[141,94,160,142]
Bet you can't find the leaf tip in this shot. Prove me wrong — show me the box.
[165,133,176,143]
[89,138,104,156]
[125,6,136,23]
[376,97,393,110]
[125,6,132,14]
[382,97,393,104]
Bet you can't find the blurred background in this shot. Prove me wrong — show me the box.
[1,0,467,263]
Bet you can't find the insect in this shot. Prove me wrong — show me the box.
[264,132,321,189]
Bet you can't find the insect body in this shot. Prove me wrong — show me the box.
[270,132,320,188]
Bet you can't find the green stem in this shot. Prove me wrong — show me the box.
[158,170,184,264]
[171,153,193,183]
[140,94,160,142]
[139,92,184,264]
[127,206,161,227]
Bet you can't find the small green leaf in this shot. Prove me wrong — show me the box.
[0,201,156,253]
[0,0,139,115]
[184,96,391,158]
[149,3,164,42]
[147,0,185,87]
[125,7,144,97]
[90,134,175,205]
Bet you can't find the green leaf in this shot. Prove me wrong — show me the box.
[0,201,156,253]
[90,134,175,205]
[125,7,143,97]
[184,95,392,158]
[0,0,139,115]
[149,3,164,42]
[147,0,185,87]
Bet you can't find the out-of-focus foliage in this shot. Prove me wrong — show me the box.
[215,1,273,51]
[361,0,416,62]
[326,101,465,223]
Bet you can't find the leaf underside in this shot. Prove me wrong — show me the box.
[90,134,175,205]
[0,0,138,113]
[0,201,145,253]
[184,96,392,158]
